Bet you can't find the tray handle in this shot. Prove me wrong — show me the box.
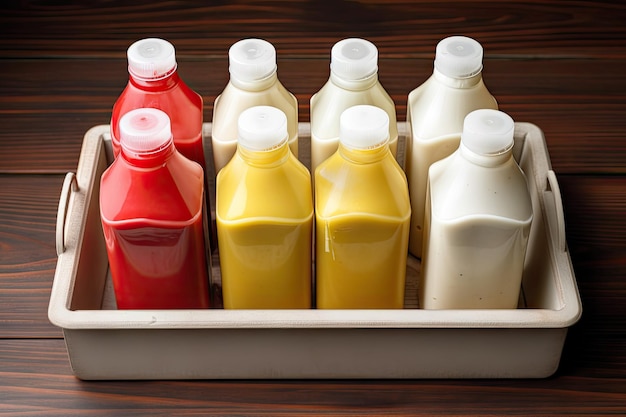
[546,169,566,252]
[56,172,78,256]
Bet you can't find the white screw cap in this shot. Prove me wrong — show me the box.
[461,109,515,155]
[237,106,288,151]
[339,105,389,149]
[229,38,277,82]
[119,108,172,153]
[127,38,177,79]
[434,36,483,78]
[331,38,378,80]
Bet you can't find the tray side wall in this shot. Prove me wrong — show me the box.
[64,327,567,380]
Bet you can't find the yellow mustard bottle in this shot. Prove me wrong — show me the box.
[216,106,313,309]
[315,105,411,309]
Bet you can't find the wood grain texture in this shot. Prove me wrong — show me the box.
[1,0,625,58]
[0,175,64,338]
[1,58,625,173]
[1,0,625,414]
[558,175,626,380]
[0,340,625,416]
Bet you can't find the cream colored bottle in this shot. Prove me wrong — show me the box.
[405,36,498,257]
[315,105,411,309]
[310,38,398,173]
[420,109,533,309]
[216,106,313,309]
[211,38,299,173]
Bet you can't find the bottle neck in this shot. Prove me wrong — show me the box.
[338,140,390,164]
[433,67,483,88]
[121,140,177,168]
[237,140,291,167]
[459,142,513,167]
[129,68,180,90]
[330,71,378,90]
[230,71,278,91]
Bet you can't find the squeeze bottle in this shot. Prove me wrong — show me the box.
[310,38,398,173]
[216,106,313,309]
[315,105,411,309]
[100,108,211,309]
[420,109,533,309]
[211,38,299,173]
[110,38,205,169]
[405,36,498,257]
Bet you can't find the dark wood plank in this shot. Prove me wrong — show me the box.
[1,58,625,174]
[0,174,64,338]
[0,339,625,416]
[1,1,625,58]
[558,175,626,379]
[0,0,625,412]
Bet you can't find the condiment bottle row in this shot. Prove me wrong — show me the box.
[99,35,532,312]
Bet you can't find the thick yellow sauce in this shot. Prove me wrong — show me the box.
[216,144,313,309]
[315,144,411,309]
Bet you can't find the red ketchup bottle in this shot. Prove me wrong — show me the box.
[110,38,205,167]
[100,108,210,309]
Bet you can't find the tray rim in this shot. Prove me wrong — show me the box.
[48,122,582,331]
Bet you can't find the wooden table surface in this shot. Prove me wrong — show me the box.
[1,1,625,415]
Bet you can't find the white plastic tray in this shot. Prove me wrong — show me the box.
[49,122,581,379]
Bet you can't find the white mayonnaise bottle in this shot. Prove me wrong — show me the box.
[420,109,533,309]
[211,38,298,173]
[310,38,398,174]
[405,36,498,257]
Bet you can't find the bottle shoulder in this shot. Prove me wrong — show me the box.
[408,75,497,108]
[315,153,410,219]
[407,77,498,141]
[216,153,313,222]
[429,153,533,222]
[111,81,203,132]
[310,81,397,139]
[100,152,204,223]
[216,79,297,104]
[312,80,395,113]
[116,76,202,107]
[212,81,298,139]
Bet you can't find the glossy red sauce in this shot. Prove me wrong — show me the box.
[101,111,210,309]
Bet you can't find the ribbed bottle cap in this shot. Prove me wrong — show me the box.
[330,38,378,80]
[339,105,389,149]
[229,38,277,82]
[434,36,483,78]
[461,109,514,155]
[127,38,177,79]
[237,106,288,151]
[119,108,172,153]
